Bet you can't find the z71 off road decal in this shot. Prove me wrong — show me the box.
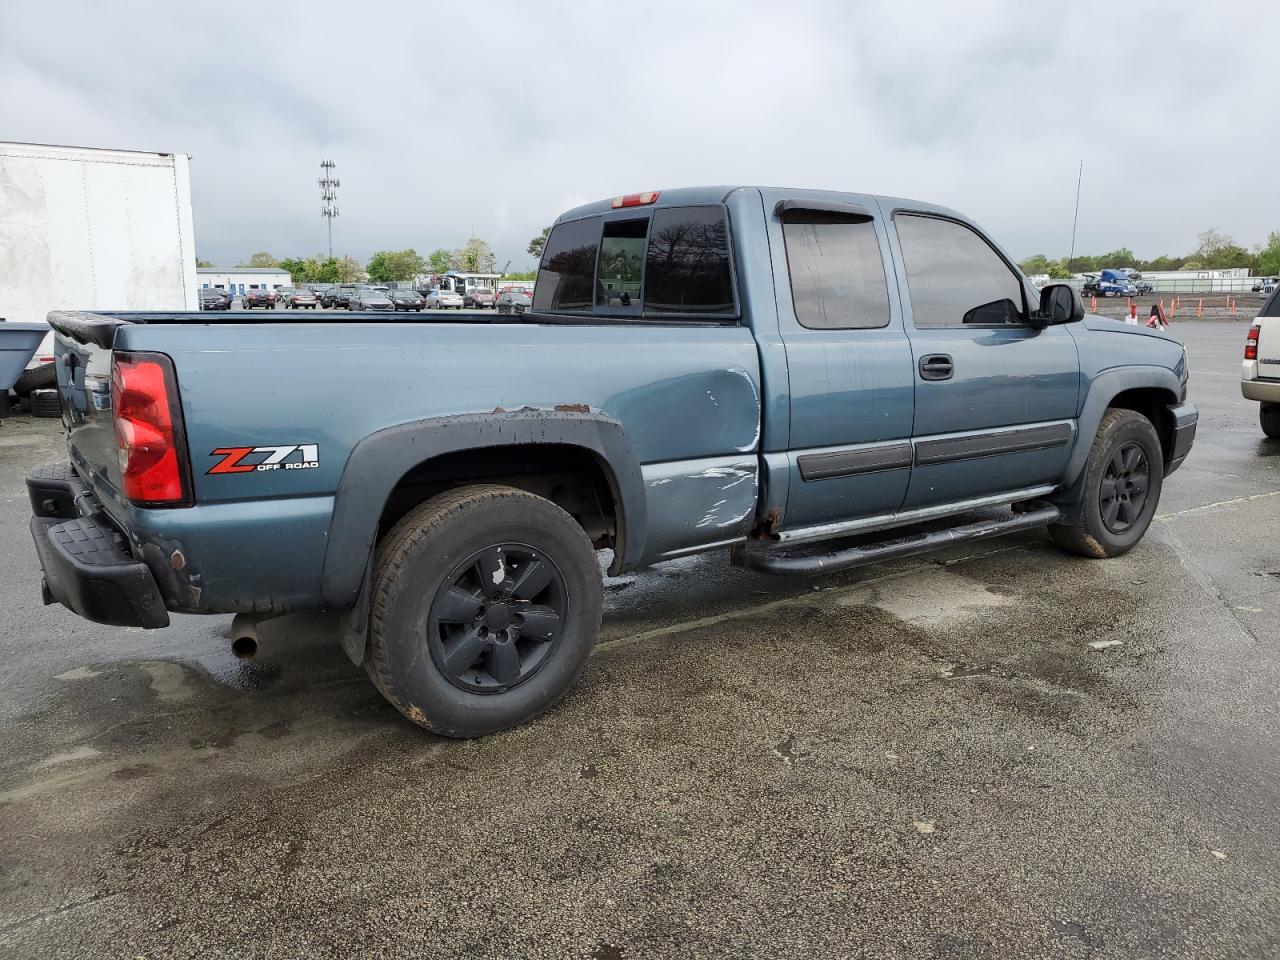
[207,444,320,475]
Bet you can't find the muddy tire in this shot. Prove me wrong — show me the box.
[1261,402,1280,439]
[1049,408,1164,559]
[365,484,602,738]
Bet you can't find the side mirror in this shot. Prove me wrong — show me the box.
[1033,283,1085,328]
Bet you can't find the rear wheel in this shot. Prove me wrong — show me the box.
[1262,402,1280,439]
[1049,408,1163,558]
[366,484,602,738]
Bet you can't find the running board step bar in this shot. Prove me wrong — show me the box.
[730,505,1062,577]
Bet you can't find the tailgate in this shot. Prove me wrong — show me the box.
[50,312,129,511]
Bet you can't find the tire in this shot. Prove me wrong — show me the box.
[14,362,56,396]
[29,388,61,418]
[1261,402,1280,439]
[365,484,602,738]
[1049,408,1164,558]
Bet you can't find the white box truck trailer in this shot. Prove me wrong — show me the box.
[0,141,198,396]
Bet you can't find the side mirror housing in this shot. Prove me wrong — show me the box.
[1032,283,1085,328]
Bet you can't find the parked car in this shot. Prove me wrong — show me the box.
[1242,289,1280,437]
[388,289,426,311]
[347,288,394,311]
[496,285,533,315]
[1257,278,1278,299]
[1082,269,1138,298]
[241,289,277,309]
[198,288,231,311]
[425,288,465,310]
[284,288,319,310]
[464,288,497,309]
[25,186,1197,739]
[1117,269,1154,295]
[321,286,356,309]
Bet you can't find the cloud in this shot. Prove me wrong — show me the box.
[2,0,1275,267]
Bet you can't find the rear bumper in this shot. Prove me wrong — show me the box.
[28,464,168,628]
[1242,378,1280,404]
[1165,401,1198,476]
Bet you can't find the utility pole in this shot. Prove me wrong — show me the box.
[1067,159,1083,275]
[319,160,339,260]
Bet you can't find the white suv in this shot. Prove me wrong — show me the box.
[1243,289,1280,437]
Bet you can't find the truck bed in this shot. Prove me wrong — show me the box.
[49,309,765,613]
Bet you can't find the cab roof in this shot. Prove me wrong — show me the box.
[554,186,963,224]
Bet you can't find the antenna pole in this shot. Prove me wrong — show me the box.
[1068,159,1083,272]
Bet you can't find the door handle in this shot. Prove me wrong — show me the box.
[919,354,954,381]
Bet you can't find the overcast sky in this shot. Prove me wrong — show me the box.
[3,0,1276,270]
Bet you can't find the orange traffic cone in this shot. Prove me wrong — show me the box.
[1090,295,1097,311]
[1130,302,1138,320]
[1196,299,1203,318]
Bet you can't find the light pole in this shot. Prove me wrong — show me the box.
[319,160,339,260]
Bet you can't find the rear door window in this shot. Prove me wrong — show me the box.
[533,216,600,312]
[782,211,890,329]
[643,207,735,316]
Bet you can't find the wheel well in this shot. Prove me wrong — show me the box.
[377,444,620,551]
[1108,387,1177,461]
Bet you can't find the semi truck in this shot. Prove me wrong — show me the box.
[0,141,198,397]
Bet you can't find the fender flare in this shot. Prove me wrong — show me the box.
[1055,365,1181,497]
[319,410,647,610]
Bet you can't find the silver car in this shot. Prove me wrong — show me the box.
[425,288,465,310]
[347,288,394,311]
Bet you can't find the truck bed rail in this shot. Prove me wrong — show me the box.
[46,309,515,347]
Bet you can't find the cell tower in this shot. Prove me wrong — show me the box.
[319,160,339,259]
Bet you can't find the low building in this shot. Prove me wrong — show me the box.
[198,267,291,297]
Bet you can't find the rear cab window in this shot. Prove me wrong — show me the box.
[533,205,736,321]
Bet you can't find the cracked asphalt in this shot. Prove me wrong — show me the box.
[1,322,1277,959]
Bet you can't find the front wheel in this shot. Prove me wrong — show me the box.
[366,485,602,737]
[1262,402,1280,439]
[1049,408,1164,558]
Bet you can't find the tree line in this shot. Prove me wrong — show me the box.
[1019,228,1280,279]
[201,237,505,284]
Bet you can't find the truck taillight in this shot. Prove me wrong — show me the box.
[1245,324,1260,360]
[111,352,192,506]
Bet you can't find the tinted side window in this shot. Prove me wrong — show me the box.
[896,214,1025,328]
[643,207,734,316]
[534,216,599,312]
[782,212,890,330]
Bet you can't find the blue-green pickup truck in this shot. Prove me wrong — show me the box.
[28,186,1197,736]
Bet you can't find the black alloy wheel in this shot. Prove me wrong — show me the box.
[1099,441,1150,533]
[428,544,567,693]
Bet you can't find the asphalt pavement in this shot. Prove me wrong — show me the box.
[1,322,1277,959]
